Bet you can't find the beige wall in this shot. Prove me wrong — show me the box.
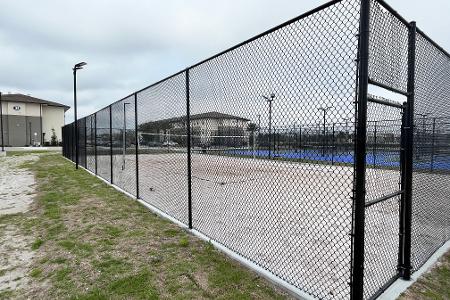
[6,102,40,117]
[42,106,65,143]
[1,101,66,145]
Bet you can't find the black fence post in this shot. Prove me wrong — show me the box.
[110,105,113,184]
[134,93,140,199]
[398,102,408,276]
[400,21,417,280]
[62,126,64,157]
[64,126,67,157]
[94,113,98,175]
[186,68,193,229]
[84,118,87,168]
[73,123,76,162]
[67,126,69,158]
[351,0,370,298]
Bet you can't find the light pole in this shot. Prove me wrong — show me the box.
[318,106,332,157]
[257,114,261,131]
[343,118,352,152]
[73,61,87,169]
[256,114,261,153]
[122,102,130,170]
[262,94,275,158]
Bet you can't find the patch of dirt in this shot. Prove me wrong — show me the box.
[0,155,38,294]
[0,155,38,215]
[0,225,34,292]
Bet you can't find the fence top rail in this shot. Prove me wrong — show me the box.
[416,28,450,59]
[374,0,411,27]
[375,0,450,59]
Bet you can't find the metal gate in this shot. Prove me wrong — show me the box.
[362,95,409,299]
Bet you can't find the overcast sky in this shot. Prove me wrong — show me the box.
[0,0,449,123]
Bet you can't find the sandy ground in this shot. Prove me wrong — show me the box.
[78,151,450,299]
[0,154,38,293]
[89,152,402,299]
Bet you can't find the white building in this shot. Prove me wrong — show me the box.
[140,111,250,147]
[0,93,69,146]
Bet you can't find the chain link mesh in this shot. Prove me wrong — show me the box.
[86,114,96,173]
[137,73,189,225]
[365,2,411,297]
[96,107,111,182]
[366,98,403,203]
[369,0,409,94]
[111,97,137,196]
[411,32,450,271]
[189,1,360,298]
[59,1,450,298]
[78,118,87,168]
[364,98,403,299]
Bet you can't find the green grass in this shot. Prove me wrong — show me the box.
[30,268,43,278]
[31,238,44,250]
[399,251,450,300]
[6,150,54,157]
[0,153,287,299]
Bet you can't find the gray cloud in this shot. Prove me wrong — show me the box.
[0,0,448,122]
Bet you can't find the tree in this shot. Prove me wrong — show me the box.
[51,128,58,146]
[246,123,259,147]
[246,122,258,133]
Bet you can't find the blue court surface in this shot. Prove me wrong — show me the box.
[225,149,450,171]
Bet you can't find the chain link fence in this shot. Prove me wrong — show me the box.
[411,30,450,273]
[61,0,450,298]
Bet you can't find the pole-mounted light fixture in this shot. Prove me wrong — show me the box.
[261,93,276,159]
[318,106,333,157]
[73,61,87,169]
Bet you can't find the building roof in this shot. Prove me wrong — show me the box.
[139,111,250,130]
[191,111,249,121]
[1,93,70,111]
[153,111,250,124]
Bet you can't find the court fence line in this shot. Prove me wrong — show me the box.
[61,0,450,299]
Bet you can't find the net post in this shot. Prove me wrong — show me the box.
[109,105,113,184]
[134,92,140,199]
[400,21,416,280]
[186,68,193,229]
[351,0,370,299]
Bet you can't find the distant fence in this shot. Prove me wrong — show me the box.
[62,0,450,299]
